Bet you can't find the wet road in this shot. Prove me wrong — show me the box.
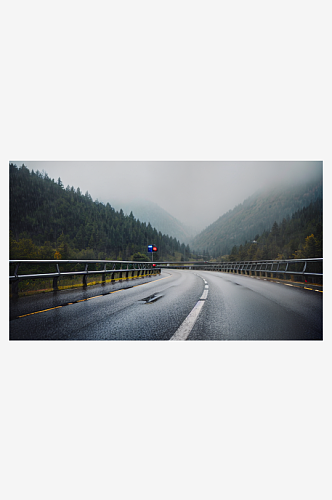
[9,269,323,340]
[187,271,322,340]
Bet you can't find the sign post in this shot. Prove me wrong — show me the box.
[148,245,158,263]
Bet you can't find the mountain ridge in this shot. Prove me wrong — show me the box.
[111,198,199,244]
[9,164,190,261]
[191,176,323,258]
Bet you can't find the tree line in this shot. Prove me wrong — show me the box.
[191,178,323,258]
[226,198,322,261]
[9,163,323,264]
[10,163,192,262]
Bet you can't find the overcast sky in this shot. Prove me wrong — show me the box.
[13,160,322,230]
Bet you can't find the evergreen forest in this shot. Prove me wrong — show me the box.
[9,164,191,262]
[191,176,323,259]
[226,198,322,262]
[9,163,323,264]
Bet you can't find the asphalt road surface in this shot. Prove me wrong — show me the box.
[9,269,323,340]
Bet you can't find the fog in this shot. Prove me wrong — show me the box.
[14,161,322,230]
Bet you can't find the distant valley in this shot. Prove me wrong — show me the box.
[112,198,200,244]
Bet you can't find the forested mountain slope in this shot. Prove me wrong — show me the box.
[9,164,191,261]
[227,198,322,261]
[191,177,323,257]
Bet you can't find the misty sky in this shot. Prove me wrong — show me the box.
[12,161,322,230]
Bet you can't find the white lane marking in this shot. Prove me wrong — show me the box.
[170,275,208,341]
[170,300,205,341]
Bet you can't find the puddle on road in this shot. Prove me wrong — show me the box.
[140,293,163,304]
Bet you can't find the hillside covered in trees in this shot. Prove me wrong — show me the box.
[191,174,323,258]
[9,163,192,261]
[226,198,322,262]
[9,163,323,264]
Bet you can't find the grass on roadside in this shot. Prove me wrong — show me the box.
[10,272,157,298]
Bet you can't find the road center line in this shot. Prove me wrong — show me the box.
[170,276,208,341]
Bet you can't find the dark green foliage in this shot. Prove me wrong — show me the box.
[9,163,190,261]
[132,252,149,262]
[225,198,322,261]
[191,177,323,258]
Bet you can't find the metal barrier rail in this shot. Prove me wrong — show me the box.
[9,258,322,298]
[9,259,160,297]
[158,258,323,282]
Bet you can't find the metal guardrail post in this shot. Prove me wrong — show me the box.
[83,263,88,287]
[11,263,20,300]
[53,263,60,291]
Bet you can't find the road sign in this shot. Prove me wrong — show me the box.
[148,245,158,252]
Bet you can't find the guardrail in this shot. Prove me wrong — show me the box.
[9,259,160,298]
[9,257,322,298]
[158,258,323,283]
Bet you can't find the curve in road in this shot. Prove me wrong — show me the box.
[9,269,322,341]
